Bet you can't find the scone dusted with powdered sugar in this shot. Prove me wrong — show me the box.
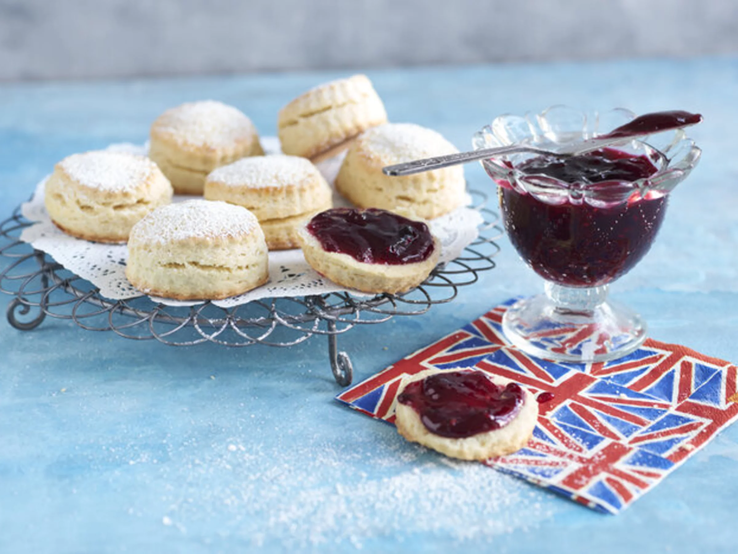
[204,155,332,250]
[278,75,387,161]
[335,123,467,220]
[125,200,269,300]
[297,207,440,295]
[394,368,539,461]
[149,100,264,195]
[44,150,173,243]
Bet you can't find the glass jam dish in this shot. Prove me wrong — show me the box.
[472,106,701,363]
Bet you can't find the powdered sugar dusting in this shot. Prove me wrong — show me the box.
[59,151,155,193]
[207,155,317,189]
[359,123,460,166]
[153,100,256,149]
[151,427,554,550]
[129,199,258,245]
[20,141,482,304]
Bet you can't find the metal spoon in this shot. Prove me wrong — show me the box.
[382,110,702,177]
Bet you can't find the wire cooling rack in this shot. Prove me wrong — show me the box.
[0,189,502,385]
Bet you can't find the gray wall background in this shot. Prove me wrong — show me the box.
[1,0,737,81]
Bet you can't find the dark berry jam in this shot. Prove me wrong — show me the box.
[499,148,666,287]
[306,208,435,265]
[397,370,525,439]
[517,148,658,185]
[537,392,555,404]
[603,110,702,140]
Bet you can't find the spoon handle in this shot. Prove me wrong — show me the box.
[382,144,541,177]
[383,110,703,177]
[381,138,624,177]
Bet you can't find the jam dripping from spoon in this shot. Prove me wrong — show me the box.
[602,110,702,140]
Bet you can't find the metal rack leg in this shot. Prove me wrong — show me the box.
[6,264,49,331]
[7,298,46,330]
[327,320,353,386]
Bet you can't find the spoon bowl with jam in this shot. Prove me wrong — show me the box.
[473,106,702,363]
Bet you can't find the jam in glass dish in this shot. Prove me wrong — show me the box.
[473,106,701,363]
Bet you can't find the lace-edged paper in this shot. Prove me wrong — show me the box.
[20,139,482,308]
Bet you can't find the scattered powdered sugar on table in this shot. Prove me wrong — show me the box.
[20,140,482,306]
[129,199,259,245]
[149,430,554,550]
[153,100,257,149]
[207,154,318,188]
[360,123,459,166]
[59,151,155,193]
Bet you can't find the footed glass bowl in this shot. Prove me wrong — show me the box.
[473,106,701,363]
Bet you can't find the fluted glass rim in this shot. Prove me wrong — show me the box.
[472,105,702,207]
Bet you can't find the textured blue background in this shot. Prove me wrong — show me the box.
[1,58,737,552]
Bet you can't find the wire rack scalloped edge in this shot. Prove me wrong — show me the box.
[0,189,502,384]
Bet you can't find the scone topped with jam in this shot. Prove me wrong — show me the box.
[297,207,440,294]
[395,368,539,461]
[149,100,264,195]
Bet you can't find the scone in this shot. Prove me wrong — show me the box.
[149,100,264,195]
[278,75,387,161]
[204,155,332,250]
[335,123,466,219]
[395,368,538,461]
[297,208,440,294]
[44,150,173,243]
[126,199,269,300]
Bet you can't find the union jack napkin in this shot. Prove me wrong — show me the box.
[337,300,738,514]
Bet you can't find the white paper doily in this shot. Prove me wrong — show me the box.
[20,139,482,308]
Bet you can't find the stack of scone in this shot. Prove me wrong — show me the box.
[44,73,470,300]
[149,100,264,195]
[204,155,332,250]
[277,77,466,294]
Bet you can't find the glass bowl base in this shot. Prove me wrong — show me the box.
[502,293,647,363]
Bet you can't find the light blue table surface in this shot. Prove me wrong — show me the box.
[1,58,738,553]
